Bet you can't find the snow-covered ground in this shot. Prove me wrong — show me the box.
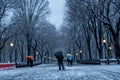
[1,63,120,80]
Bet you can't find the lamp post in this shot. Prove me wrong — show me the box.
[108,46,112,59]
[79,50,82,60]
[35,51,39,62]
[102,39,107,59]
[106,46,112,65]
[9,42,14,63]
[76,53,78,62]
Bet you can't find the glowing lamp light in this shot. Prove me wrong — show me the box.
[102,39,107,43]
[10,42,14,47]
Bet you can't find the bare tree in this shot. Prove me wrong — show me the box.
[25,20,57,63]
[89,0,120,58]
[64,0,116,60]
[14,0,49,56]
[0,0,15,62]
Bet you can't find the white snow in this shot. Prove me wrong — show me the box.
[0,63,120,80]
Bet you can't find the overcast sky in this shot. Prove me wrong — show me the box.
[48,0,65,29]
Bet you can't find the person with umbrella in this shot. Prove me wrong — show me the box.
[54,51,65,70]
[66,53,73,66]
[26,56,34,67]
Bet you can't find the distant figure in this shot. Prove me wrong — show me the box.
[67,53,73,66]
[27,56,34,67]
[54,51,65,70]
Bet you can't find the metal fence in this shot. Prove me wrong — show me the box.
[15,62,42,68]
[77,59,120,65]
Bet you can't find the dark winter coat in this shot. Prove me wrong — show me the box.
[54,51,64,61]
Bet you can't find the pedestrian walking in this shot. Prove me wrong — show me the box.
[27,56,34,67]
[66,53,73,66]
[54,51,65,70]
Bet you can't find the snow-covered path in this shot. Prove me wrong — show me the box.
[1,63,120,80]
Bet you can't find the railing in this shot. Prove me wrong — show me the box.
[77,59,120,65]
[0,63,15,70]
[77,60,101,64]
[100,59,120,65]
[15,62,42,68]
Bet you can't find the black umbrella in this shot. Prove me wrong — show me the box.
[54,51,63,57]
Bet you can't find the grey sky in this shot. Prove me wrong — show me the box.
[48,0,65,29]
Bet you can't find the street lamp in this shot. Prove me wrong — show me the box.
[10,42,14,47]
[79,50,83,60]
[76,53,78,56]
[102,39,107,59]
[102,39,107,44]
[35,51,39,54]
[35,51,39,62]
[108,46,112,59]
[108,46,112,50]
[76,53,78,62]
[80,50,82,53]
[9,42,14,63]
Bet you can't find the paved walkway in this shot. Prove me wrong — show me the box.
[1,63,120,80]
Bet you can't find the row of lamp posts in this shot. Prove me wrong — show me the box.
[75,50,83,62]
[9,42,40,63]
[9,39,112,63]
[102,39,112,59]
[75,39,112,62]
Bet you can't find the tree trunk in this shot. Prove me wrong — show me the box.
[88,41,92,60]
[0,51,1,63]
[114,40,120,58]
[27,42,31,56]
[33,50,36,61]
[111,31,120,58]
[14,49,17,62]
